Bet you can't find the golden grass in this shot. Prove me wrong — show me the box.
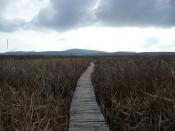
[92,56,175,131]
[0,57,89,131]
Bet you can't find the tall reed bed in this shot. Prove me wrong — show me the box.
[0,57,89,131]
[92,56,175,131]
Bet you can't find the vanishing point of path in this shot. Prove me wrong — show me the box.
[69,63,109,131]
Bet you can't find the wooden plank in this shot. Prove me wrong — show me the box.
[69,63,109,131]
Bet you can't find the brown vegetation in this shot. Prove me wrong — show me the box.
[0,57,89,131]
[92,56,175,131]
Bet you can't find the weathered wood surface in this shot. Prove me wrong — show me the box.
[69,63,108,131]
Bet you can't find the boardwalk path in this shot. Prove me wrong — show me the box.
[69,63,108,131]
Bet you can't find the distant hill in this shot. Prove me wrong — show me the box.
[1,49,175,56]
[106,51,175,56]
[1,49,107,56]
[138,52,175,56]
[106,51,137,56]
[57,49,107,56]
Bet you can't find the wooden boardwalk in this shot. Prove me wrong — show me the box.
[69,63,108,131]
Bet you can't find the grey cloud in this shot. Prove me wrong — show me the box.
[33,0,96,30]
[0,0,26,32]
[58,38,67,42]
[96,0,175,27]
[1,0,175,32]
[0,0,9,10]
[0,18,26,32]
[33,0,175,30]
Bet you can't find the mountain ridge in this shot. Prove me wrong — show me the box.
[0,49,107,56]
[1,49,175,56]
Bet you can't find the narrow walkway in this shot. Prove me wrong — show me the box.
[69,63,108,131]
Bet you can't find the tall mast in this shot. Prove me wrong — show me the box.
[7,39,8,49]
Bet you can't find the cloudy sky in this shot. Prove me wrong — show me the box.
[0,0,175,52]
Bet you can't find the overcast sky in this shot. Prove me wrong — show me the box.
[0,0,175,52]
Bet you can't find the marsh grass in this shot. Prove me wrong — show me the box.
[0,57,89,131]
[92,56,175,131]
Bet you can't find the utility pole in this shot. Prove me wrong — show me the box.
[7,39,8,49]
